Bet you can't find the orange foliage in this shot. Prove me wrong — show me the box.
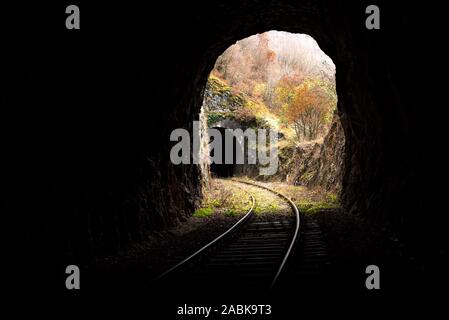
[284,82,331,141]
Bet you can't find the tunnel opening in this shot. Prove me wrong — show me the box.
[177,32,346,291]
[11,2,448,295]
[209,127,236,177]
[201,31,343,195]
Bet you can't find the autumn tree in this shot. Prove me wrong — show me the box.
[273,74,303,111]
[211,31,337,142]
[251,34,275,80]
[283,78,336,141]
[213,34,275,94]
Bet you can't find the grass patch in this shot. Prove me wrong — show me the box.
[327,193,339,203]
[253,202,282,214]
[296,192,339,215]
[195,179,339,219]
[297,200,338,215]
[193,179,253,219]
[224,209,239,217]
[268,182,340,215]
[193,207,214,217]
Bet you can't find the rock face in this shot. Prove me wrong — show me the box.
[286,112,345,192]
[6,1,448,277]
[202,76,261,177]
[203,77,247,116]
[312,113,345,191]
[202,76,260,129]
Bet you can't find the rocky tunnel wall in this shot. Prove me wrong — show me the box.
[6,1,448,274]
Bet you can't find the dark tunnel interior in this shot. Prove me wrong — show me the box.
[209,127,236,178]
[5,1,449,294]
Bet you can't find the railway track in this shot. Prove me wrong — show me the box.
[153,179,300,294]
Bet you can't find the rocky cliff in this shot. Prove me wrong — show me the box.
[280,112,345,193]
[202,76,345,188]
[201,76,265,177]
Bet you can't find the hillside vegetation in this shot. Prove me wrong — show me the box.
[202,31,344,192]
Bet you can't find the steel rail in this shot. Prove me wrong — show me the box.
[153,179,301,290]
[153,192,256,282]
[232,179,301,288]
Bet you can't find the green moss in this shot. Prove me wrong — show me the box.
[231,94,246,106]
[208,76,250,109]
[193,207,214,217]
[327,193,339,204]
[206,75,275,131]
[207,112,226,126]
[268,203,281,212]
[208,76,233,95]
[224,209,240,217]
[208,198,222,207]
[296,196,340,215]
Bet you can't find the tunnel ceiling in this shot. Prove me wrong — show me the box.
[7,1,448,270]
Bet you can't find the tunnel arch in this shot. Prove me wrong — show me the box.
[202,30,339,181]
[167,1,425,248]
[11,1,438,273]
[208,126,236,178]
[189,31,358,217]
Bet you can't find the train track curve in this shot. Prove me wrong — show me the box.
[153,179,300,294]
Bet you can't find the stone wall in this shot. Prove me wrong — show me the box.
[6,1,448,275]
